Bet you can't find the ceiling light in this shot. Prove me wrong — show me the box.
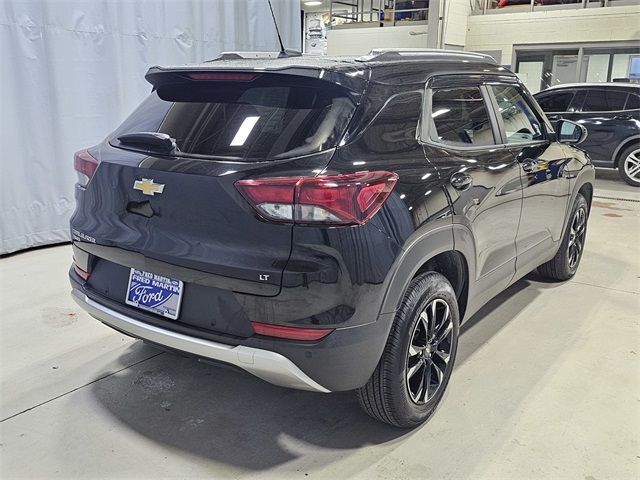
[304,1,323,6]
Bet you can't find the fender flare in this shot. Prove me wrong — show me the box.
[379,222,458,316]
[559,163,596,242]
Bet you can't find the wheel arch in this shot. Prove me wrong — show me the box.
[413,251,469,321]
[379,223,472,322]
[613,136,640,168]
[578,182,593,210]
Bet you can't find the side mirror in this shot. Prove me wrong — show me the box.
[557,119,587,145]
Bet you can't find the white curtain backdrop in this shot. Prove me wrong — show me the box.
[0,0,301,254]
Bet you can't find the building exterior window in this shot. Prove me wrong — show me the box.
[515,45,640,93]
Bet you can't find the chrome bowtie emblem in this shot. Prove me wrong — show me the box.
[133,178,165,196]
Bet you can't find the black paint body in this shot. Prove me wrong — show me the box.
[70,53,595,391]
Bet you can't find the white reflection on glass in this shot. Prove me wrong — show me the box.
[230,116,260,146]
[432,108,450,118]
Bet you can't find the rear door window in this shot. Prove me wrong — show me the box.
[112,75,357,161]
[427,87,496,147]
[490,85,544,144]
[625,93,640,110]
[581,89,628,112]
[537,91,575,113]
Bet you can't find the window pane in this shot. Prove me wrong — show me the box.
[611,53,632,81]
[550,54,579,87]
[516,61,544,94]
[537,91,575,112]
[120,76,357,161]
[584,54,610,83]
[625,94,640,110]
[430,87,495,147]
[582,89,628,111]
[491,85,544,143]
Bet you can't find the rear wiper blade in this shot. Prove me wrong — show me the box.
[117,132,179,153]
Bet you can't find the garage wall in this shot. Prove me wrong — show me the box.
[465,5,640,65]
[0,0,301,255]
[327,24,430,55]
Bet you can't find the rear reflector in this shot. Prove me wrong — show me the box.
[235,171,398,226]
[251,322,333,341]
[73,264,91,280]
[187,72,257,81]
[73,149,99,188]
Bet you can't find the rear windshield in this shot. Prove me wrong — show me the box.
[111,74,357,161]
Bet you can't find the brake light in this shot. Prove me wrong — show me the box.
[73,149,99,188]
[235,171,398,226]
[251,322,333,341]
[188,72,257,81]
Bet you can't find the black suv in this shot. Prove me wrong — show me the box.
[69,49,594,427]
[534,83,640,186]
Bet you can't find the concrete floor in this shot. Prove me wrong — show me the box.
[1,169,638,479]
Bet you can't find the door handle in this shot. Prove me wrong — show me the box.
[450,172,472,190]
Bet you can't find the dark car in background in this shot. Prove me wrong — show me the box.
[69,49,595,427]
[534,83,640,186]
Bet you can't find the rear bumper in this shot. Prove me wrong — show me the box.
[71,288,330,393]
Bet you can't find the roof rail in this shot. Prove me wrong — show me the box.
[207,50,302,62]
[356,48,496,63]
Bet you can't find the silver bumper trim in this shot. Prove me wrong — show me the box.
[71,289,330,393]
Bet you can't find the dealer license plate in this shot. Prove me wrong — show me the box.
[125,268,183,320]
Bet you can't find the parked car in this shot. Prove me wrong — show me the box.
[69,49,594,427]
[534,83,640,186]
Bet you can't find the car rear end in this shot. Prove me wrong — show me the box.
[69,58,402,392]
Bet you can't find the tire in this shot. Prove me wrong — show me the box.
[538,193,589,281]
[618,145,640,187]
[357,272,460,428]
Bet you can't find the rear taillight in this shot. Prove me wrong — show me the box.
[73,263,91,280]
[251,322,333,341]
[73,149,99,188]
[235,171,398,226]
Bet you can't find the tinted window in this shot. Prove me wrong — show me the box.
[491,85,544,144]
[625,93,640,110]
[536,91,575,112]
[363,92,422,154]
[582,89,628,112]
[429,87,495,147]
[112,75,356,161]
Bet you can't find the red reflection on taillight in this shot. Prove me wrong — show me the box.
[73,149,99,188]
[235,171,398,226]
[73,264,91,280]
[188,72,257,81]
[251,322,333,341]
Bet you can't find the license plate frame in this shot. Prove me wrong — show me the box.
[125,268,183,320]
